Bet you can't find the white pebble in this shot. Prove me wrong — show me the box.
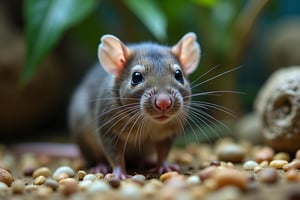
[78,180,93,191]
[53,166,75,179]
[88,180,111,193]
[132,174,146,182]
[187,175,201,185]
[83,174,97,182]
[120,183,141,199]
[243,160,259,170]
[0,182,8,191]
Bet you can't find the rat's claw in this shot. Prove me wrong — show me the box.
[89,163,111,174]
[150,161,180,174]
[104,166,129,180]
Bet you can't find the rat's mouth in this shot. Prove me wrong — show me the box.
[153,114,170,122]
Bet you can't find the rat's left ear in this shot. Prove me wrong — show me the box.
[171,32,201,75]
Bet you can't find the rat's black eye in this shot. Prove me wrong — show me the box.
[175,69,184,84]
[131,72,144,86]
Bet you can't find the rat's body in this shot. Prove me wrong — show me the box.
[69,33,201,178]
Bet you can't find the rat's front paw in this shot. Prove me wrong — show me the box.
[104,166,130,180]
[150,161,180,174]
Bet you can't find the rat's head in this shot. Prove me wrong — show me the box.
[98,33,201,124]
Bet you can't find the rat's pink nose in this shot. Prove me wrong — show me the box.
[155,93,172,111]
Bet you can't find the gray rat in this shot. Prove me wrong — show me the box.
[68,32,200,178]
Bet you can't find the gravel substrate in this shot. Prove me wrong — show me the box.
[1,138,300,200]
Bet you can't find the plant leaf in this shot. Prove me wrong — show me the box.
[123,0,167,41]
[22,0,96,84]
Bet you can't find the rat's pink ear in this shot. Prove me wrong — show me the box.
[98,35,131,77]
[171,32,201,75]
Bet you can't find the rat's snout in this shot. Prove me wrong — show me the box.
[155,92,172,111]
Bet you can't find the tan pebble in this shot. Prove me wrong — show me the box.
[212,168,248,191]
[283,160,300,171]
[254,166,263,173]
[259,160,269,168]
[95,172,104,179]
[175,152,194,165]
[83,174,97,181]
[34,175,46,185]
[203,179,217,191]
[59,178,78,196]
[33,167,51,179]
[148,179,163,189]
[77,170,86,181]
[198,166,217,180]
[258,168,278,184]
[132,174,146,182]
[143,183,157,197]
[295,149,300,159]
[160,171,179,182]
[119,182,142,199]
[255,147,274,163]
[12,179,25,194]
[21,154,38,176]
[274,152,291,161]
[0,168,13,186]
[25,184,38,192]
[191,186,206,199]
[55,172,69,182]
[45,178,58,191]
[87,180,111,193]
[270,160,288,169]
[285,169,299,182]
[35,186,52,198]
[165,175,187,189]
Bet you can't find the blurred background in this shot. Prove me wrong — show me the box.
[1,0,300,143]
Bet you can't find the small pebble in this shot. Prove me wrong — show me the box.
[33,167,51,179]
[11,179,25,194]
[212,168,248,191]
[259,160,269,168]
[175,152,194,165]
[258,168,278,184]
[83,174,97,181]
[132,174,146,182]
[187,175,201,185]
[285,169,299,182]
[45,178,59,191]
[108,178,121,188]
[119,182,142,199]
[255,147,274,163]
[34,175,46,185]
[217,144,245,163]
[88,180,111,193]
[78,180,93,191]
[269,160,288,169]
[160,171,179,182]
[55,172,69,182]
[53,166,75,179]
[274,152,291,161]
[0,182,8,191]
[77,170,86,181]
[243,160,259,170]
[0,167,13,186]
[59,178,78,196]
[35,187,53,198]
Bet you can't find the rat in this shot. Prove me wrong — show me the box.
[68,32,200,178]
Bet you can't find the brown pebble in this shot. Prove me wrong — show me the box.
[34,175,46,185]
[198,166,217,181]
[0,168,13,187]
[160,171,179,182]
[217,144,245,163]
[212,167,248,191]
[285,169,299,182]
[258,168,278,184]
[59,178,78,196]
[12,179,25,194]
[255,147,274,163]
[108,178,121,188]
[33,167,51,179]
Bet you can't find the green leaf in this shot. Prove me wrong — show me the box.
[22,0,96,84]
[191,0,220,8]
[123,0,167,41]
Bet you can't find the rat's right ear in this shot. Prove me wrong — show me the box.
[98,35,131,77]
